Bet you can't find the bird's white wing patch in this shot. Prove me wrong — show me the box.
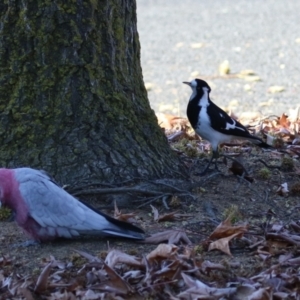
[225,119,245,132]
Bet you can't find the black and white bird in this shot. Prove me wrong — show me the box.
[183,78,272,174]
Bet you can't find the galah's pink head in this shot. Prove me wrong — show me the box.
[0,168,30,229]
[0,168,14,208]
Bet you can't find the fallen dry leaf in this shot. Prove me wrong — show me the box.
[1,221,300,300]
[178,273,237,299]
[278,113,290,128]
[93,262,133,295]
[19,287,35,300]
[150,205,159,221]
[73,249,102,263]
[146,243,178,261]
[144,230,192,245]
[200,260,227,273]
[208,232,242,256]
[257,245,272,261]
[34,262,53,293]
[228,159,254,182]
[248,287,273,299]
[0,256,11,266]
[209,217,248,240]
[156,112,189,131]
[234,284,256,299]
[276,182,289,196]
[167,130,189,142]
[105,249,142,268]
[158,211,193,222]
[114,201,138,224]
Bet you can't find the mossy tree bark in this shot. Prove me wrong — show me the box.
[0,0,185,184]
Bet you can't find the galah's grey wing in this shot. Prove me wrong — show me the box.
[16,170,144,239]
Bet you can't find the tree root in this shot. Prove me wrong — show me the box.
[67,173,226,208]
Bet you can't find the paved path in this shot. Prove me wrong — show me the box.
[137,0,300,117]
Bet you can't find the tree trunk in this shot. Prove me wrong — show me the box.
[0,0,185,184]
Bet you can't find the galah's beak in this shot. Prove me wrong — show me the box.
[182,81,191,86]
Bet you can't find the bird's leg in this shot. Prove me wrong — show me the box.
[212,150,220,171]
[201,154,214,174]
[195,151,219,176]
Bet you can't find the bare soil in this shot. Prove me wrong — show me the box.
[1,149,300,298]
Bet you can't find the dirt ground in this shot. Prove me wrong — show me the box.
[1,148,300,298]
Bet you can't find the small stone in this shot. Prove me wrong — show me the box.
[243,75,261,82]
[158,104,179,114]
[229,99,239,106]
[233,47,241,52]
[239,111,262,121]
[145,82,153,91]
[244,84,252,91]
[268,86,285,93]
[190,71,199,77]
[259,99,273,107]
[240,69,256,76]
[219,60,230,75]
[190,43,203,49]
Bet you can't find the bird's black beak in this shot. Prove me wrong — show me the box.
[182,81,191,86]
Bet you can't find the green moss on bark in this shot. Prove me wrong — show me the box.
[0,0,185,184]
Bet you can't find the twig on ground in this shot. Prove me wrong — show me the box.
[167,130,186,142]
[189,157,209,174]
[264,190,269,202]
[266,233,300,246]
[72,187,171,197]
[234,175,263,199]
[162,196,170,210]
[144,179,192,194]
[233,171,247,193]
[260,114,280,121]
[261,209,276,235]
[255,158,281,169]
[189,172,222,190]
[136,195,165,208]
[208,218,220,225]
[203,201,219,221]
[69,178,141,192]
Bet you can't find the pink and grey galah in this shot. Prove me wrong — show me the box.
[0,167,145,242]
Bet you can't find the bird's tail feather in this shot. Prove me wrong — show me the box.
[247,136,273,149]
[102,214,145,240]
[80,200,145,240]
